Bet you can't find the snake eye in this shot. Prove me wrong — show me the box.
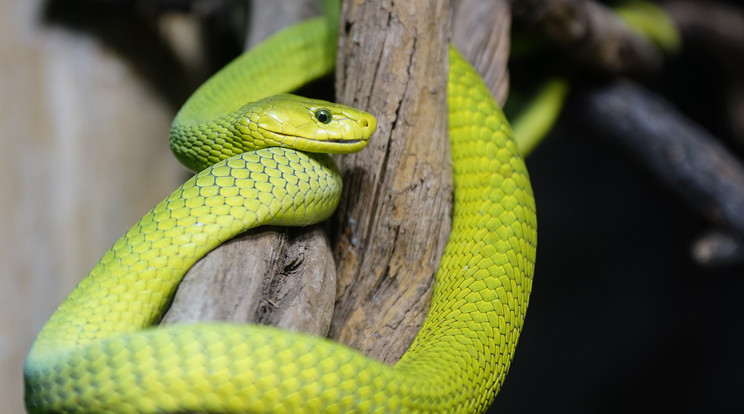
[314,109,332,124]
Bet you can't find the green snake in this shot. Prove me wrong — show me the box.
[25,15,536,414]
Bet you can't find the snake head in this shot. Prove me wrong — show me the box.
[236,94,376,154]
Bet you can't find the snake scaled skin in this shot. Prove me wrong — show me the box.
[24,17,537,413]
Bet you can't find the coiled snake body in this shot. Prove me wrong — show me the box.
[25,17,536,413]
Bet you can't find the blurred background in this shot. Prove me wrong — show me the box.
[1,0,230,411]
[2,0,743,413]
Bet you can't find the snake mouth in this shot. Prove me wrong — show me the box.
[269,133,369,155]
[320,138,366,144]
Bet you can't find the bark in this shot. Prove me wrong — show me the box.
[452,0,511,106]
[244,0,320,48]
[329,0,451,364]
[161,226,336,335]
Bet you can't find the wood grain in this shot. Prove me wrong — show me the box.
[330,0,452,363]
[452,0,511,106]
[162,225,336,336]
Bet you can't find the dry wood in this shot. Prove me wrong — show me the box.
[510,0,662,75]
[329,0,452,363]
[244,0,320,48]
[329,0,512,363]
[452,0,511,106]
[162,225,336,335]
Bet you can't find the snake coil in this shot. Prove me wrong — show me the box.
[25,17,536,413]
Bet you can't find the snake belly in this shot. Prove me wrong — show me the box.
[24,17,537,414]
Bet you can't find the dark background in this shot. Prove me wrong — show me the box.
[490,119,744,413]
[490,2,744,409]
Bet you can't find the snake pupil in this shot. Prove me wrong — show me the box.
[314,109,332,124]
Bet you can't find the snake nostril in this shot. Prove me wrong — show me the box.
[360,118,369,128]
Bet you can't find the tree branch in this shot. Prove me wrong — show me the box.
[161,226,336,334]
[511,0,662,75]
[330,0,452,363]
[452,0,511,105]
[569,80,744,265]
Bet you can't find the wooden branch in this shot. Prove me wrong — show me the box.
[510,0,662,75]
[161,225,336,335]
[330,0,453,363]
[568,80,744,265]
[452,0,511,106]
[244,0,320,48]
[162,0,336,333]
